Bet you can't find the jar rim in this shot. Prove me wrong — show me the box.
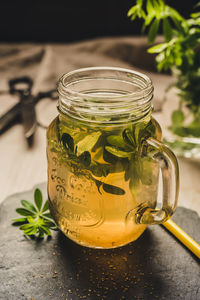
[58,66,153,101]
[57,66,153,124]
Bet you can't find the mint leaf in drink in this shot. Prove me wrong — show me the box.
[122,128,136,147]
[105,146,133,159]
[76,131,101,155]
[78,151,91,167]
[102,183,125,195]
[90,163,109,177]
[61,133,74,152]
[106,135,132,151]
[93,178,125,195]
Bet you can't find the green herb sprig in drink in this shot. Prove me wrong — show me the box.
[46,110,162,248]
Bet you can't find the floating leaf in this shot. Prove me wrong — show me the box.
[102,183,125,195]
[61,133,74,152]
[107,135,131,150]
[94,178,125,195]
[105,146,132,159]
[122,129,136,147]
[91,160,125,178]
[92,147,104,162]
[77,131,101,155]
[78,151,91,167]
[90,163,109,177]
[103,147,119,163]
[95,179,103,194]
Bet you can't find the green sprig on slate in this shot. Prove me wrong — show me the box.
[12,188,57,238]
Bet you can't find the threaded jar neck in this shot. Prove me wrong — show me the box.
[57,67,153,125]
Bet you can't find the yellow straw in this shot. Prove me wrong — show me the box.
[162,219,200,259]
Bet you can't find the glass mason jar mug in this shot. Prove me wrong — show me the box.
[47,67,179,249]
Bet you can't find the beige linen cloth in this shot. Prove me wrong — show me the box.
[0,36,173,112]
[0,36,199,215]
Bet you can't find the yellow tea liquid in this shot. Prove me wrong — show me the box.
[47,114,161,248]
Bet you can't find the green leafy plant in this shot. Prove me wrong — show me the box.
[12,188,57,238]
[128,1,200,141]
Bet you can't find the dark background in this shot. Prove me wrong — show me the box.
[0,0,198,42]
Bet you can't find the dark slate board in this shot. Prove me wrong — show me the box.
[0,183,199,300]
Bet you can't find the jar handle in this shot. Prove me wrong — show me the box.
[135,137,179,225]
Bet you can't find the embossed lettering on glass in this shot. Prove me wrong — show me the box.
[47,67,179,249]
